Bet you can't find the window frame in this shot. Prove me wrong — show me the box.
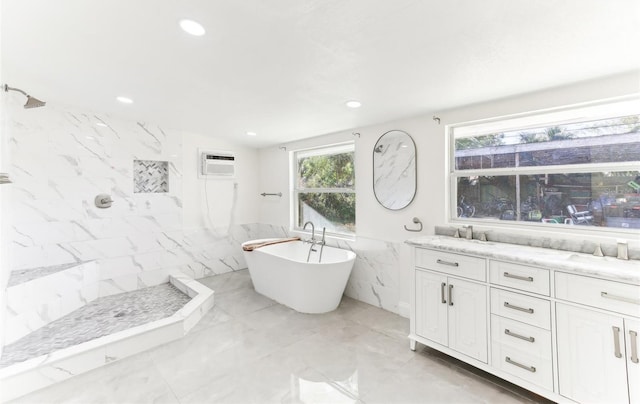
[291,141,356,239]
[446,96,640,236]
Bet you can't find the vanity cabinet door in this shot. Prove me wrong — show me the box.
[415,270,448,346]
[626,318,640,404]
[556,303,629,404]
[448,277,488,363]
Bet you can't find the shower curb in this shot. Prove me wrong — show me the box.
[0,272,214,402]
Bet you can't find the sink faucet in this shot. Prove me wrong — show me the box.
[463,225,473,240]
[617,240,629,260]
[303,221,315,243]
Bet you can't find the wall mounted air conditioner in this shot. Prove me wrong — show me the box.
[198,150,235,179]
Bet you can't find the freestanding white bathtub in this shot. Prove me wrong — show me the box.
[242,238,356,314]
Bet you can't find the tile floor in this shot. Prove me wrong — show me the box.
[10,270,552,403]
[1,283,191,368]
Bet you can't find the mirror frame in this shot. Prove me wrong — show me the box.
[373,130,417,210]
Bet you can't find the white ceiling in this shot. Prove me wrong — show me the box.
[2,0,640,147]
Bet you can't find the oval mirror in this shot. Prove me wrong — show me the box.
[373,130,416,210]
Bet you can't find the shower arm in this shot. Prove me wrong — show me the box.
[4,84,29,97]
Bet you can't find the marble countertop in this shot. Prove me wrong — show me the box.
[406,236,640,285]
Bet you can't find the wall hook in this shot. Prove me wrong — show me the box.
[433,116,441,124]
[352,132,361,138]
[404,217,423,232]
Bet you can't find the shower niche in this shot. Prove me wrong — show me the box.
[133,160,169,193]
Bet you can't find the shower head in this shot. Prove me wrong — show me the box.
[24,95,46,109]
[3,84,46,109]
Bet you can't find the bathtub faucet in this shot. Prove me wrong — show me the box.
[303,221,316,243]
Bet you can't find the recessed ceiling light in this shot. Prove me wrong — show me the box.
[116,96,133,104]
[345,100,361,108]
[96,122,107,127]
[246,131,257,136]
[179,19,206,36]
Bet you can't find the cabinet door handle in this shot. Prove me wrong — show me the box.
[504,329,535,343]
[440,282,447,304]
[436,259,459,267]
[613,326,622,358]
[503,302,534,314]
[503,272,533,282]
[630,330,639,364]
[448,284,454,306]
[601,292,640,305]
[505,357,536,373]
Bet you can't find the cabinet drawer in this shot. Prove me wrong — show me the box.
[491,315,551,360]
[492,341,553,391]
[415,249,486,282]
[491,288,551,330]
[489,261,550,296]
[555,272,640,317]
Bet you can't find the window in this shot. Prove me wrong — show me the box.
[449,98,640,231]
[293,143,355,236]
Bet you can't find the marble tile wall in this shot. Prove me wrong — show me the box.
[3,101,264,342]
[7,104,182,294]
[5,261,99,344]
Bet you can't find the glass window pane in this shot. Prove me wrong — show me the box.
[455,171,640,229]
[455,115,640,170]
[297,152,355,189]
[298,192,355,235]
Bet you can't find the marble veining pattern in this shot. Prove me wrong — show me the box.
[435,225,640,260]
[4,99,265,339]
[408,235,640,284]
[0,283,191,369]
[133,160,169,193]
[5,262,99,345]
[7,261,92,287]
[373,130,416,210]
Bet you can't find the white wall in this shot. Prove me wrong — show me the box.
[182,132,260,231]
[257,71,640,315]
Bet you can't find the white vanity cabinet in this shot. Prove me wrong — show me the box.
[555,272,640,404]
[413,249,488,363]
[409,239,640,404]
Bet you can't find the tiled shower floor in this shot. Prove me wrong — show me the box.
[0,283,191,368]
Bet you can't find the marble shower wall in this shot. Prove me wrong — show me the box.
[8,103,181,296]
[5,101,261,299]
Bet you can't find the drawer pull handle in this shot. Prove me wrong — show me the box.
[505,357,536,373]
[613,326,622,358]
[441,282,447,304]
[448,284,454,306]
[630,330,638,364]
[504,302,534,314]
[503,272,533,282]
[437,259,459,267]
[601,292,640,305]
[504,329,535,343]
